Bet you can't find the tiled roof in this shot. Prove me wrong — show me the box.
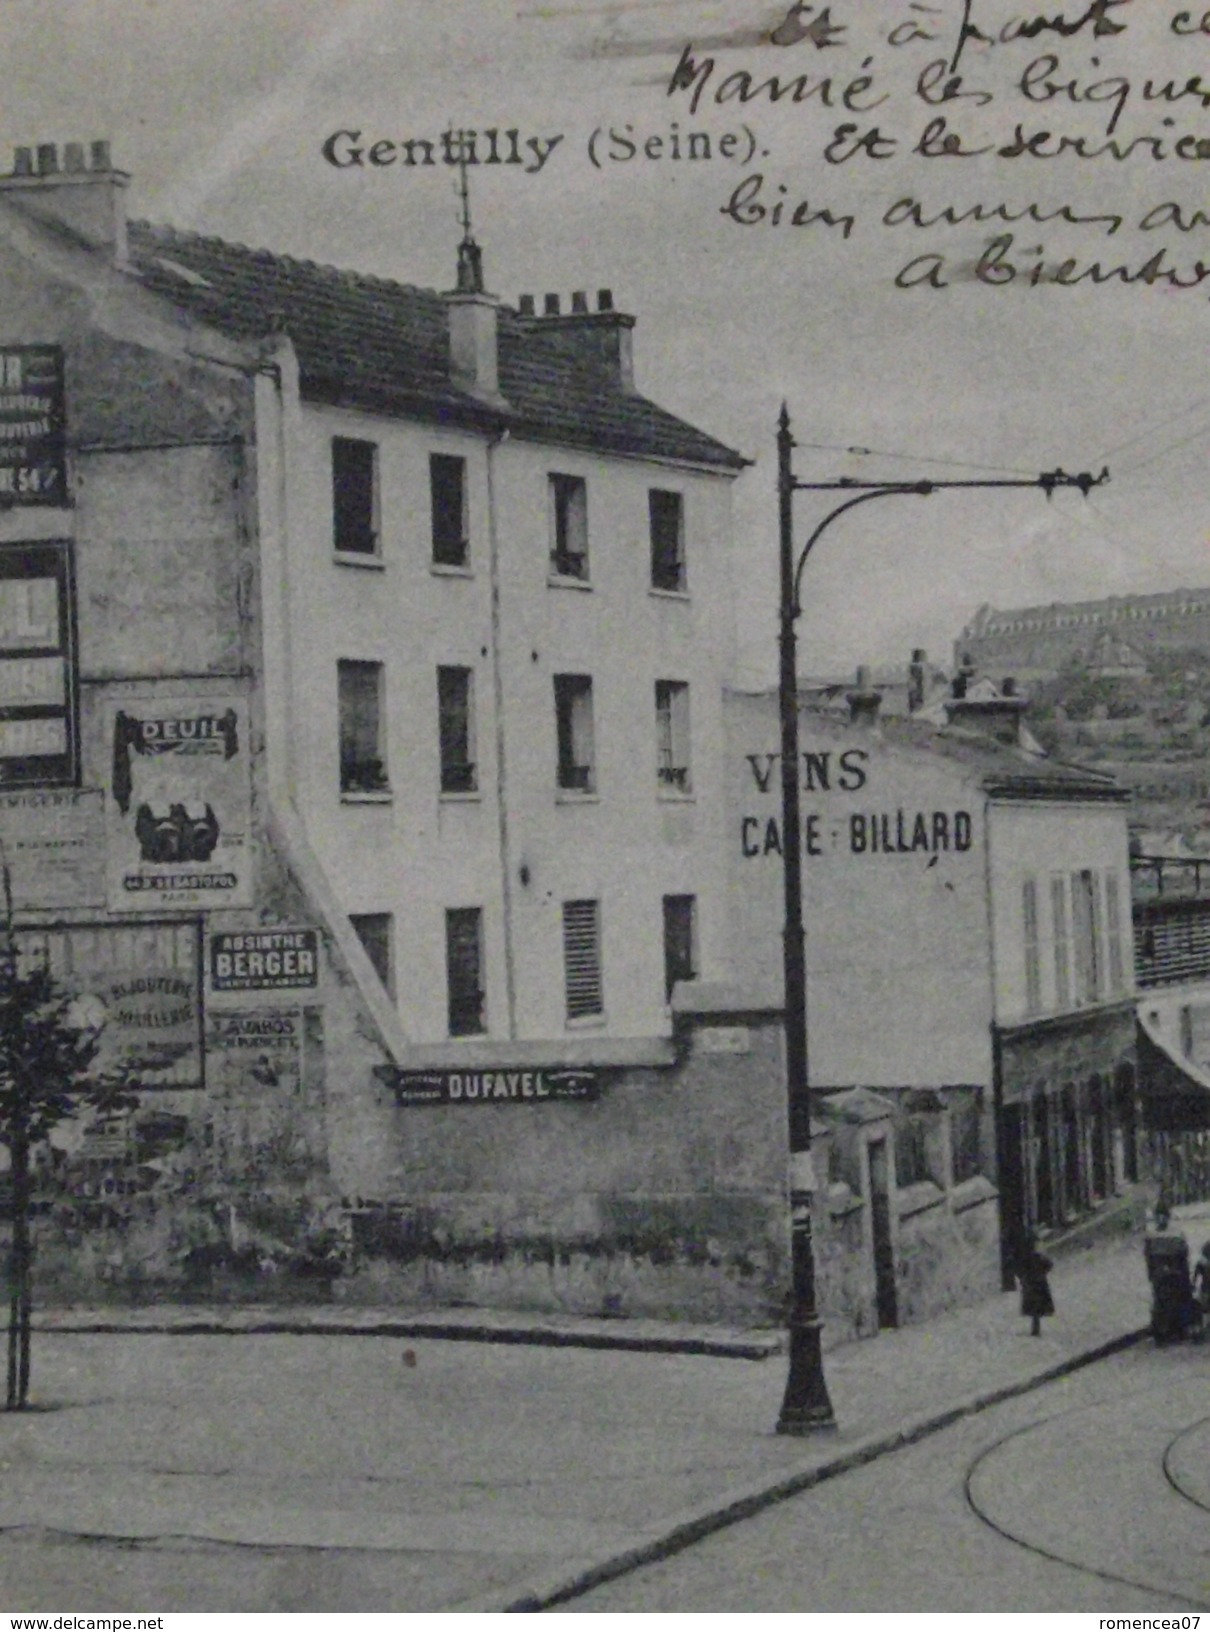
[127,222,746,472]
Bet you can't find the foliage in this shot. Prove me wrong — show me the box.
[0,958,105,1151]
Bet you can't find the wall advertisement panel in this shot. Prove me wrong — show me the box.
[105,697,253,911]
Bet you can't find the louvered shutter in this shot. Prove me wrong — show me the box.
[563,899,602,1019]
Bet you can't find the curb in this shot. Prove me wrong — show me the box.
[32,1315,781,1362]
[482,1326,1149,1613]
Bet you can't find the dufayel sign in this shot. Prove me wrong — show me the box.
[390,1067,599,1107]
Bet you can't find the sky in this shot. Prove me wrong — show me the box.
[6,0,1210,683]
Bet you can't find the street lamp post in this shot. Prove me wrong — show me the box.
[774,404,1106,1437]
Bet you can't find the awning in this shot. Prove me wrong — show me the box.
[1137,1006,1210,1131]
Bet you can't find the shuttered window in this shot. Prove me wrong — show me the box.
[1051,875,1070,1010]
[1105,870,1125,993]
[1072,868,1102,1004]
[1022,877,1041,1015]
[549,474,589,580]
[430,454,468,567]
[655,680,691,792]
[332,437,378,555]
[438,666,476,793]
[554,674,595,793]
[563,898,602,1020]
[649,489,685,592]
[338,659,388,793]
[351,912,392,996]
[446,907,485,1036]
[663,894,697,1001]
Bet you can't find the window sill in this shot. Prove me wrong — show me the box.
[649,585,690,602]
[440,789,482,803]
[951,1175,998,1213]
[341,790,393,805]
[566,1013,607,1032]
[333,551,386,571]
[548,573,593,592]
[556,790,600,805]
[897,1180,946,1220]
[430,561,473,579]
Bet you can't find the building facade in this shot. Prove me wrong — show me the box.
[726,681,1139,1318]
[0,139,778,1316]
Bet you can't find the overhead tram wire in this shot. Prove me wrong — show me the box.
[1092,394,1210,467]
[1115,414,1210,477]
[793,439,1039,478]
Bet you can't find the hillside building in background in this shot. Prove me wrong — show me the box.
[957,588,1210,681]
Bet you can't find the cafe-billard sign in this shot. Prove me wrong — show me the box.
[0,347,66,506]
[393,1068,598,1107]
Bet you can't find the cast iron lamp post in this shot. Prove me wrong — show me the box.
[774,403,1106,1435]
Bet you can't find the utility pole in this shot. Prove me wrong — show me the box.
[775,403,1107,1436]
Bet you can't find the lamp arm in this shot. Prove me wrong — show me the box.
[791,485,933,616]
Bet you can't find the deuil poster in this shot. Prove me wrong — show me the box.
[105,697,253,911]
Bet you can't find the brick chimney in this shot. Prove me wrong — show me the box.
[907,648,927,713]
[0,141,128,263]
[444,227,505,407]
[947,677,1031,746]
[846,665,882,729]
[516,288,636,393]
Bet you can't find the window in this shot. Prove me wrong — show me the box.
[446,907,485,1036]
[431,454,468,567]
[895,1115,932,1188]
[650,489,686,592]
[1105,870,1126,994]
[351,912,392,996]
[549,473,589,580]
[1022,877,1041,1015]
[655,680,692,792]
[563,899,603,1020]
[950,1095,983,1185]
[1072,868,1102,1004]
[338,659,388,794]
[437,666,476,793]
[554,674,595,793]
[1051,876,1070,1009]
[663,894,697,1002]
[332,437,378,556]
[0,541,77,786]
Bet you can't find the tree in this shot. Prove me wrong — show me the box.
[0,901,124,1410]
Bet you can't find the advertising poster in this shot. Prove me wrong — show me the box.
[0,343,66,505]
[0,786,104,908]
[105,696,253,911]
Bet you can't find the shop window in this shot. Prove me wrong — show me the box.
[431,454,468,567]
[338,659,389,794]
[446,907,485,1036]
[563,898,602,1020]
[1022,877,1041,1015]
[437,666,476,793]
[554,674,595,793]
[549,473,589,580]
[1051,876,1070,1009]
[351,912,393,996]
[655,680,691,792]
[0,541,77,786]
[663,894,697,1002]
[649,489,686,593]
[332,437,378,556]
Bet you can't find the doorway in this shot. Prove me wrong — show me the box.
[868,1136,898,1330]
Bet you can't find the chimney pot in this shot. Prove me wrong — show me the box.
[571,289,588,313]
[1001,676,1017,697]
[90,139,111,172]
[846,666,883,728]
[543,293,560,316]
[63,142,86,174]
[11,146,33,177]
[518,293,535,317]
[597,288,613,311]
[36,143,58,176]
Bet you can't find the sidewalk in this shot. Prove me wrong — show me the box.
[3,1227,1164,1613]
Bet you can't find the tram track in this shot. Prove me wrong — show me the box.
[964,1388,1210,1610]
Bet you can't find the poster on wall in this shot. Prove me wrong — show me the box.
[0,787,104,908]
[207,1009,304,1096]
[0,540,77,786]
[17,920,203,1088]
[0,345,66,506]
[105,697,253,911]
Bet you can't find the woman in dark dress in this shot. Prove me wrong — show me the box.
[1018,1233,1055,1337]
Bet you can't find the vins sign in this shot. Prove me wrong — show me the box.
[0,347,66,506]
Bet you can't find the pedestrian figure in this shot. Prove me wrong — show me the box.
[1194,1242,1210,1337]
[1017,1233,1054,1337]
[1145,1205,1197,1345]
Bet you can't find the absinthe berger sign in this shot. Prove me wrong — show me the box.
[739,744,974,861]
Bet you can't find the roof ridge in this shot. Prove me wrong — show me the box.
[130,218,438,300]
